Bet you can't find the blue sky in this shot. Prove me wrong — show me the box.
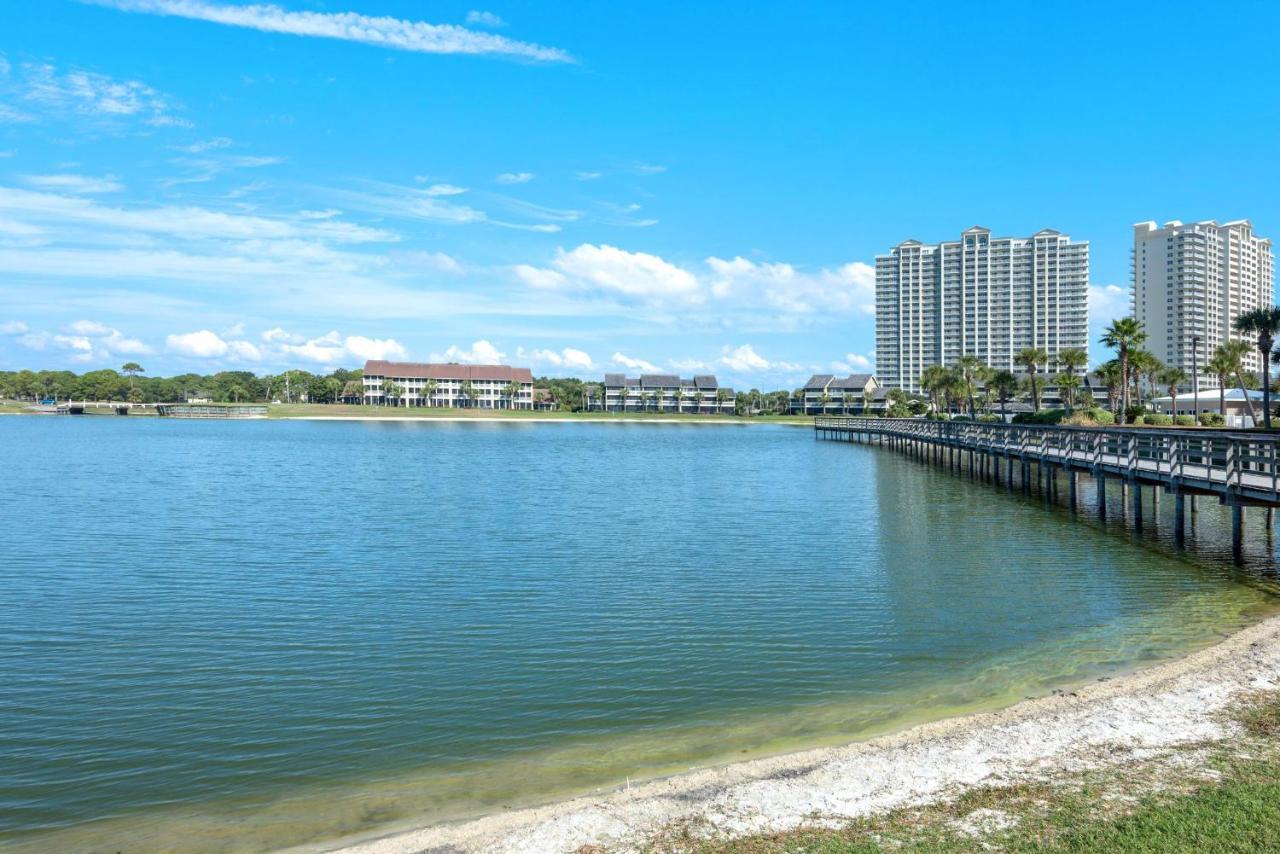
[1,0,1278,388]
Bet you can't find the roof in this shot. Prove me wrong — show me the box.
[694,375,718,390]
[1153,388,1265,403]
[639,374,680,388]
[364,360,533,383]
[603,373,625,387]
[803,374,834,391]
[830,374,875,391]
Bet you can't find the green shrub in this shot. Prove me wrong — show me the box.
[1131,415,1146,425]
[1089,408,1115,425]
[1145,413,1173,426]
[1200,412,1225,427]
[1174,414,1196,427]
[1013,409,1069,425]
[1125,405,1147,422]
[977,414,1000,423]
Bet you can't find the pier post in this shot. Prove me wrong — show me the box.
[1174,491,1185,544]
[1069,470,1078,510]
[1232,501,1245,563]
[1021,459,1031,494]
[1007,456,1014,489]
[1096,472,1107,521]
[1131,480,1143,532]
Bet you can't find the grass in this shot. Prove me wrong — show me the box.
[260,402,813,424]
[648,693,1280,853]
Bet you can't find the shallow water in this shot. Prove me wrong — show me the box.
[1,417,1277,851]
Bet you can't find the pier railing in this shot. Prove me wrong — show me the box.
[815,417,1280,501]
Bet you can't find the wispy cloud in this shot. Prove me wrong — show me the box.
[496,171,534,184]
[91,0,574,63]
[466,10,505,28]
[574,170,602,181]
[0,59,186,128]
[23,174,123,194]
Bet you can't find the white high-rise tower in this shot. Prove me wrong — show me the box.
[1132,219,1274,383]
[875,226,1089,393]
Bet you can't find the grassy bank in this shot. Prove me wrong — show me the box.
[661,693,1280,853]
[265,403,812,423]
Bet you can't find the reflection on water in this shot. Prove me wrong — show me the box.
[1,418,1277,852]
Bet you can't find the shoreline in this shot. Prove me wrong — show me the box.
[321,612,1280,853]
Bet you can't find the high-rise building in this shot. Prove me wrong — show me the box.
[875,226,1089,393]
[1132,219,1274,383]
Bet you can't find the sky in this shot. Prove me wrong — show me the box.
[1,0,1278,389]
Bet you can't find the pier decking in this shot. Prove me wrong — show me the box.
[816,416,1280,561]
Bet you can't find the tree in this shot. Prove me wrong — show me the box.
[672,387,683,414]
[1015,348,1049,413]
[990,369,1018,421]
[1056,348,1088,413]
[383,380,402,406]
[1206,349,1233,418]
[458,380,475,409]
[501,381,519,410]
[1099,318,1147,424]
[886,388,910,418]
[1055,372,1082,413]
[1159,367,1187,413]
[127,386,143,404]
[716,387,728,413]
[1095,359,1124,414]
[819,391,832,414]
[423,379,438,408]
[919,365,950,414]
[1217,340,1258,423]
[955,355,989,418]
[1235,307,1280,429]
[121,362,144,391]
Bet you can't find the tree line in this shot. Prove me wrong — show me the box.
[0,365,364,405]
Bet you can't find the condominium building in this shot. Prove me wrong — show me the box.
[875,226,1089,393]
[597,373,735,413]
[362,361,534,408]
[791,373,880,414]
[1132,219,1274,381]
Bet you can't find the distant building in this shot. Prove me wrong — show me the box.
[361,360,534,408]
[792,374,880,414]
[596,373,735,413]
[1132,219,1274,383]
[875,226,1089,393]
[1152,387,1265,427]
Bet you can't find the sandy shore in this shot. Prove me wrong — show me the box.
[321,613,1280,853]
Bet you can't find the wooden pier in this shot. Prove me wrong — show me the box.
[816,416,1280,562]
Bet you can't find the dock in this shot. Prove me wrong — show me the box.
[816,416,1280,562]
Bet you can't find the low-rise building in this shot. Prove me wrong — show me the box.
[597,373,735,413]
[362,360,534,408]
[792,374,880,414]
[1151,388,1265,427]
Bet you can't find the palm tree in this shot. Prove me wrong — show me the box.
[955,355,989,418]
[458,380,474,409]
[1095,359,1124,415]
[1099,318,1147,424]
[1128,349,1162,407]
[501,381,519,410]
[1206,349,1233,418]
[423,379,438,408]
[990,369,1018,421]
[862,388,874,414]
[1218,340,1258,423]
[121,362,144,392]
[819,392,832,414]
[919,365,949,414]
[1055,372,1082,413]
[1015,347,1049,413]
[1159,367,1187,415]
[618,385,630,412]
[383,380,402,407]
[1056,348,1088,413]
[672,387,683,414]
[1235,307,1280,428]
[717,387,729,414]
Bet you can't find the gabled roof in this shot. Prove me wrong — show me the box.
[639,374,680,388]
[803,374,834,391]
[830,374,876,391]
[693,375,718,390]
[603,373,626,387]
[364,360,532,383]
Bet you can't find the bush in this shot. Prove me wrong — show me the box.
[977,414,1000,423]
[1145,413,1173,426]
[1130,415,1146,426]
[1200,412,1225,427]
[1012,409,1069,425]
[1125,405,1147,422]
[1089,408,1115,425]
[1174,414,1197,427]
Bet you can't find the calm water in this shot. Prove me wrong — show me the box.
[2,417,1278,851]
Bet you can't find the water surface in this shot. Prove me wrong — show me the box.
[1,417,1276,851]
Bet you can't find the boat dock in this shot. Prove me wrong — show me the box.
[816,416,1280,562]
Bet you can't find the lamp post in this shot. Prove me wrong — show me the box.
[1191,335,1201,423]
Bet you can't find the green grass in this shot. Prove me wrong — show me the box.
[657,693,1280,853]
[262,403,812,424]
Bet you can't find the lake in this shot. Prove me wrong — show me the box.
[1,417,1276,851]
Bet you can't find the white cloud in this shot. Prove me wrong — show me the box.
[669,358,712,372]
[23,174,123,194]
[518,345,594,371]
[633,162,666,174]
[10,320,152,363]
[496,171,534,184]
[719,344,800,373]
[167,329,230,358]
[706,257,876,315]
[548,244,700,303]
[0,320,28,334]
[98,0,573,63]
[1089,283,1131,323]
[227,339,262,360]
[610,352,661,373]
[512,263,567,289]
[224,321,246,336]
[846,352,873,370]
[422,183,468,197]
[262,327,303,344]
[342,334,406,361]
[430,339,506,364]
[575,171,602,181]
[175,136,233,153]
[10,60,181,127]
[466,10,505,27]
[61,319,152,355]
